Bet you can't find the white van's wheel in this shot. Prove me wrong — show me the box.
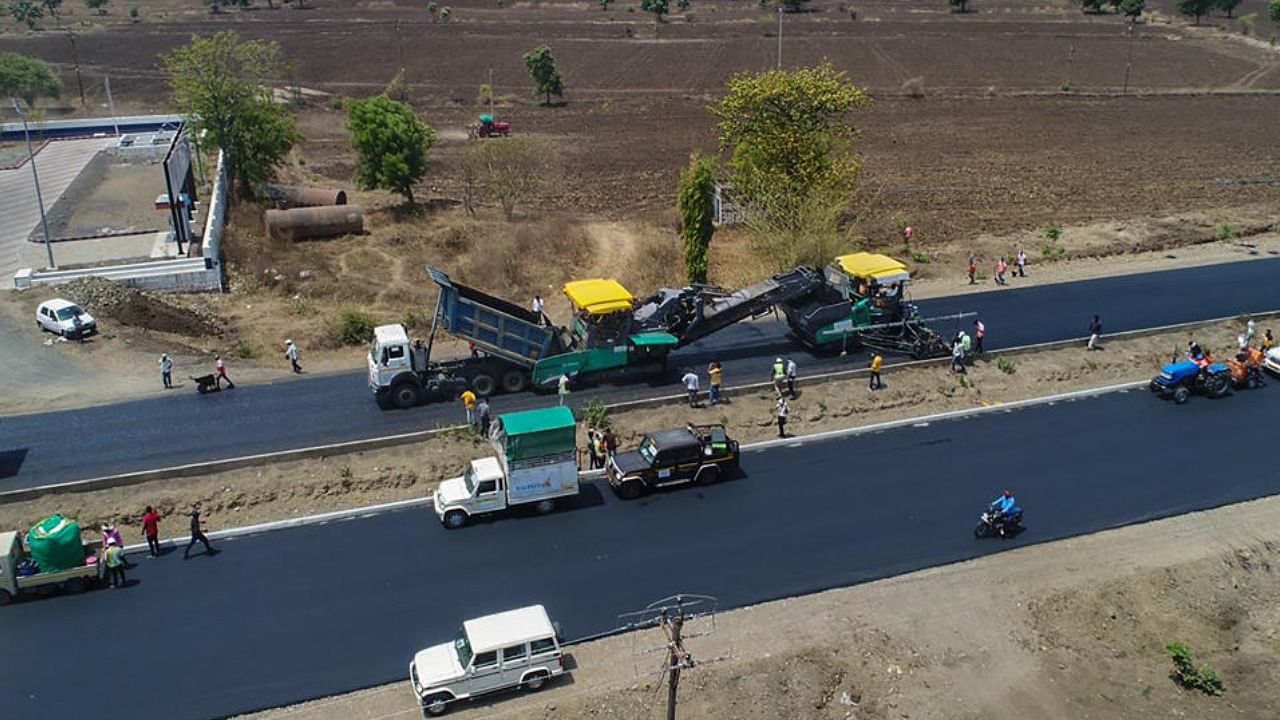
[534,499,555,514]
[523,672,549,692]
[443,510,469,529]
[422,693,451,717]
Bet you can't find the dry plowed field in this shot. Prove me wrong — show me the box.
[2,0,1278,243]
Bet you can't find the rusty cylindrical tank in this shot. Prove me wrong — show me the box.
[264,206,364,242]
[262,183,348,209]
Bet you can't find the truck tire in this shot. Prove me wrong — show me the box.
[616,479,644,501]
[64,577,87,594]
[523,671,549,691]
[501,369,528,394]
[0,588,11,606]
[471,373,497,397]
[422,693,451,717]
[392,382,421,409]
[1173,386,1190,404]
[534,499,555,514]
[695,465,721,486]
[443,510,469,529]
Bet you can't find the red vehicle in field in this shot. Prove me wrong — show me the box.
[469,114,512,138]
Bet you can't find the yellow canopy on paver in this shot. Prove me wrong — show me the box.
[562,279,635,316]
[834,253,911,284]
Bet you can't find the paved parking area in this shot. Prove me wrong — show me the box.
[0,137,109,281]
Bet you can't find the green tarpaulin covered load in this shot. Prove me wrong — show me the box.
[492,406,576,463]
[26,514,84,573]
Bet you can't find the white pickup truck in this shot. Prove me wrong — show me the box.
[0,530,102,605]
[434,406,580,529]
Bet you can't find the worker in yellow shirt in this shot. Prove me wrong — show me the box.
[460,389,477,426]
[868,352,883,391]
[707,361,723,406]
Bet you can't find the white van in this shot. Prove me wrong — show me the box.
[410,604,566,716]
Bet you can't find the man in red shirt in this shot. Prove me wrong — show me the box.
[142,505,162,558]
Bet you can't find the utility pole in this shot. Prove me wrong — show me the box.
[66,27,86,106]
[1122,21,1135,94]
[396,19,405,79]
[1064,43,1075,91]
[13,99,55,269]
[104,76,119,136]
[659,600,694,720]
[488,66,495,116]
[777,6,783,70]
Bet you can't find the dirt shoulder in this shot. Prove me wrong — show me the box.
[238,493,1280,720]
[3,314,1269,551]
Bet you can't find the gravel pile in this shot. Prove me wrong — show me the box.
[61,277,222,337]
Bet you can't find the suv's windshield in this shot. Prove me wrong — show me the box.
[55,306,83,321]
[454,631,473,668]
[638,437,657,464]
[463,466,477,494]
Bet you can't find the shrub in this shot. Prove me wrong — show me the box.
[1238,12,1256,35]
[1041,242,1066,259]
[402,309,429,330]
[580,398,612,429]
[1217,222,1236,240]
[233,339,258,359]
[336,308,376,346]
[902,76,926,98]
[128,4,138,20]
[1166,642,1225,696]
[756,14,776,35]
[290,294,313,316]
[997,357,1016,374]
[1044,224,1063,242]
[910,250,930,264]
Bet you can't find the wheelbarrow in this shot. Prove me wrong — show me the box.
[191,374,220,394]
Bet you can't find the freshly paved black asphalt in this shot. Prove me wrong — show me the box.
[2,387,1278,720]
[2,258,1278,490]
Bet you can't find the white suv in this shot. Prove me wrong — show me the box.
[410,604,565,716]
[36,298,96,339]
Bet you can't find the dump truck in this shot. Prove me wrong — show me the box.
[434,406,580,528]
[0,527,103,606]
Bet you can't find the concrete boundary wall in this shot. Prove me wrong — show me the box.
[12,150,228,293]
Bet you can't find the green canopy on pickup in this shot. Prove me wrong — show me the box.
[494,406,576,462]
[26,514,84,573]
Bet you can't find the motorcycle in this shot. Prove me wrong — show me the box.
[975,504,1023,539]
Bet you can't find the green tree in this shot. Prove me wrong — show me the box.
[1215,0,1241,17]
[779,0,808,9]
[346,94,434,206]
[523,44,565,106]
[1178,0,1212,23]
[641,0,669,21]
[948,0,969,11]
[710,62,869,268]
[84,0,110,13]
[1082,0,1104,12]
[677,153,717,284]
[1120,0,1144,19]
[1271,0,1280,22]
[599,0,611,9]
[7,0,45,29]
[0,52,61,108]
[163,31,301,196]
[460,136,559,220]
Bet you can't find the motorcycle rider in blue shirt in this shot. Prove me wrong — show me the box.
[991,490,1018,521]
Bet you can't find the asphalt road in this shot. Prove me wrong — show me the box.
[2,258,1279,490]
[2,387,1278,720]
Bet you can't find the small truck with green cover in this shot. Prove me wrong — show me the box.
[434,406,580,528]
[606,424,739,500]
[1,520,103,606]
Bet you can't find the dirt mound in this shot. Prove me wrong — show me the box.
[61,277,222,337]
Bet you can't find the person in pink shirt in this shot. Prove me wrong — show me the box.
[995,257,1008,286]
[973,319,986,355]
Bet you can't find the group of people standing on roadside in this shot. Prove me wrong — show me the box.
[585,427,619,470]
[95,503,219,590]
[968,250,1028,286]
[155,339,303,391]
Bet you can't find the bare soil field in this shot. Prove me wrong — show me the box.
[238,493,1280,720]
[1,313,1266,547]
[1,0,1277,407]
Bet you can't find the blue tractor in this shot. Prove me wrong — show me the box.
[1149,359,1231,404]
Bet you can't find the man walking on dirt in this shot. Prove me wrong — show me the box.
[786,358,798,399]
[159,353,173,389]
[284,339,302,374]
[775,396,789,438]
[1016,249,1028,278]
[995,257,1008,286]
[772,358,787,397]
[869,352,883,391]
[531,295,545,324]
[967,254,977,285]
[1088,314,1102,351]
[974,319,985,355]
[214,356,235,389]
[183,503,217,560]
[477,398,491,436]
